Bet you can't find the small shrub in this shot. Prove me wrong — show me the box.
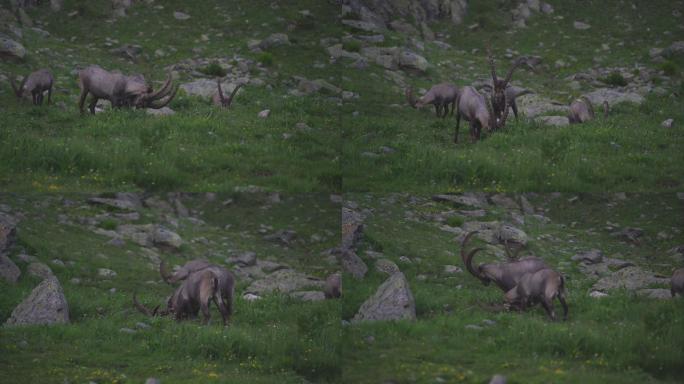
[445,216,464,227]
[99,219,118,231]
[601,71,628,87]
[199,62,227,77]
[257,52,273,67]
[343,40,362,52]
[659,60,678,76]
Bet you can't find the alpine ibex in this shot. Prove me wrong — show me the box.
[454,86,510,143]
[324,273,341,299]
[212,79,243,108]
[406,83,460,118]
[461,231,548,292]
[672,268,684,297]
[487,48,529,127]
[134,268,230,325]
[156,259,235,325]
[568,97,609,124]
[9,68,53,105]
[77,65,177,114]
[504,268,568,321]
[479,84,532,120]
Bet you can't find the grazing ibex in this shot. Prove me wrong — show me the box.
[77,65,177,114]
[160,259,235,325]
[135,268,230,325]
[461,231,548,292]
[479,84,533,120]
[324,273,341,299]
[9,68,53,105]
[504,268,568,321]
[671,268,684,297]
[568,97,609,124]
[406,83,460,118]
[212,79,243,108]
[454,86,510,143]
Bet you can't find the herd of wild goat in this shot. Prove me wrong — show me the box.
[132,259,341,326]
[8,64,242,113]
[406,49,609,143]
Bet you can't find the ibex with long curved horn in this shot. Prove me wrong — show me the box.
[568,97,609,124]
[479,83,533,120]
[461,231,548,292]
[504,268,568,321]
[454,86,510,143]
[406,83,460,118]
[212,79,243,108]
[9,68,53,105]
[324,273,341,299]
[77,65,178,114]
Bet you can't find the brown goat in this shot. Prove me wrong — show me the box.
[212,79,243,108]
[324,273,341,299]
[406,83,460,118]
[504,268,568,321]
[487,48,529,126]
[10,68,53,105]
[461,231,548,293]
[77,65,177,114]
[454,86,510,143]
[671,268,684,297]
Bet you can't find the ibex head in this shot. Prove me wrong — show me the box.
[9,76,28,98]
[127,73,178,109]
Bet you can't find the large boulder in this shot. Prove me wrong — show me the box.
[245,269,324,295]
[582,88,645,107]
[0,33,26,60]
[342,0,468,27]
[352,272,416,322]
[592,266,669,292]
[5,277,69,326]
[0,254,21,283]
[397,50,429,72]
[340,249,368,279]
[180,79,241,99]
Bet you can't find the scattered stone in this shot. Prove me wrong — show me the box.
[259,33,290,50]
[571,249,604,264]
[6,277,69,326]
[341,249,368,279]
[489,374,507,384]
[482,319,496,326]
[582,88,645,107]
[592,266,669,292]
[98,268,117,278]
[590,291,608,298]
[51,259,65,267]
[290,291,326,301]
[243,293,261,301]
[109,44,142,61]
[610,227,644,243]
[173,11,190,20]
[637,289,671,300]
[465,324,483,331]
[0,254,21,283]
[661,118,674,128]
[135,322,150,329]
[432,193,488,208]
[573,21,591,30]
[264,229,296,246]
[444,265,462,274]
[119,327,136,334]
[146,107,175,116]
[245,269,323,295]
[375,259,400,275]
[145,378,161,384]
[536,115,570,127]
[352,272,416,323]
[342,19,381,33]
[397,50,429,72]
[88,196,140,211]
[226,251,257,267]
[152,227,183,250]
[258,109,271,118]
[27,262,54,280]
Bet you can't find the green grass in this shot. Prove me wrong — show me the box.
[0,0,342,192]
[0,193,341,383]
[341,193,684,383]
[340,0,684,192]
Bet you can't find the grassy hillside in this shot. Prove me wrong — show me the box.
[341,192,684,383]
[0,193,341,383]
[341,0,684,192]
[0,0,341,192]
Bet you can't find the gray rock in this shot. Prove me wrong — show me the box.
[50,0,63,11]
[592,266,669,292]
[590,290,608,298]
[119,327,136,334]
[341,249,368,279]
[327,44,363,61]
[443,265,462,274]
[109,44,142,61]
[536,115,570,127]
[227,251,257,267]
[490,194,519,211]
[663,41,684,57]
[180,78,241,99]
[661,118,674,128]
[517,94,568,118]
[173,11,190,20]
[258,109,271,118]
[6,277,69,326]
[245,269,323,295]
[489,374,507,384]
[145,378,161,384]
[582,88,645,107]
[88,196,140,211]
[397,50,429,72]
[0,212,18,253]
[465,324,483,330]
[259,33,290,50]
[432,193,488,208]
[98,268,117,278]
[375,259,400,275]
[290,291,326,301]
[573,21,591,30]
[342,207,364,250]
[610,227,643,243]
[352,272,415,323]
[152,227,183,250]
[263,229,296,246]
[27,262,54,280]
[342,19,382,33]
[637,289,671,300]
[0,254,20,283]
[540,3,554,14]
[571,249,604,264]
[146,107,175,116]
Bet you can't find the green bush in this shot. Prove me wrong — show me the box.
[445,216,464,228]
[99,219,118,231]
[199,62,227,77]
[601,71,628,87]
[257,52,274,67]
[660,60,678,76]
[343,40,362,52]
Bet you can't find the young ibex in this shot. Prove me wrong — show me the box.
[158,259,235,325]
[454,86,510,143]
[135,268,230,325]
[77,65,177,114]
[504,268,568,321]
[671,268,684,297]
[212,79,243,108]
[406,83,460,118]
[568,97,609,124]
[9,68,54,105]
[461,231,548,292]
[324,273,341,299]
